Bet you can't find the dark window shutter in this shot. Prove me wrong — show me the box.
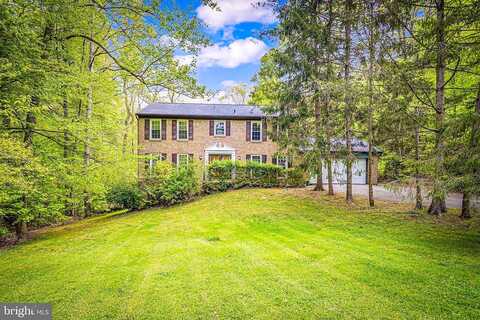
[172,120,177,140]
[262,155,267,163]
[272,157,277,165]
[144,119,150,140]
[246,154,251,161]
[262,118,267,141]
[209,120,214,136]
[288,156,294,167]
[161,153,167,161]
[161,119,167,140]
[172,153,177,165]
[188,153,194,162]
[246,121,251,141]
[144,154,150,170]
[226,120,231,136]
[188,120,193,140]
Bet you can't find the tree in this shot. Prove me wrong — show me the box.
[220,83,250,104]
[0,0,210,238]
[252,0,345,197]
[382,0,480,215]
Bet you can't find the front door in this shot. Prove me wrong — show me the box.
[208,154,232,163]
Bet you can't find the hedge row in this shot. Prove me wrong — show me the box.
[107,161,201,210]
[204,160,307,194]
[106,160,308,211]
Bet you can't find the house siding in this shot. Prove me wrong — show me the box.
[138,117,278,163]
[137,116,380,184]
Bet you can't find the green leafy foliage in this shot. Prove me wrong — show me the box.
[0,0,207,238]
[0,135,64,231]
[106,184,146,211]
[204,160,307,194]
[143,161,201,206]
[284,167,308,187]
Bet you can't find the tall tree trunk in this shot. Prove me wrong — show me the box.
[17,97,38,240]
[314,99,324,191]
[63,97,74,216]
[122,79,132,159]
[460,192,471,219]
[325,97,334,195]
[168,90,177,103]
[344,0,353,203]
[325,0,334,196]
[15,220,28,241]
[367,0,375,207]
[428,0,447,215]
[83,34,95,217]
[414,106,423,210]
[461,85,480,218]
[63,98,69,159]
[23,97,37,146]
[325,99,334,195]
[312,0,324,192]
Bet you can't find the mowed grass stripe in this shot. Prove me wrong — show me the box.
[0,188,479,319]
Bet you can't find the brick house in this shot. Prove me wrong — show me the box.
[136,103,380,184]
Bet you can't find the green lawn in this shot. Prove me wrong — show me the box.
[1,189,479,319]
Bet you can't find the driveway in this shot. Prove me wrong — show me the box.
[318,184,479,209]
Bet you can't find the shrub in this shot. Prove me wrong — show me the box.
[207,160,236,181]
[284,167,308,187]
[205,160,306,193]
[160,165,200,205]
[203,180,234,194]
[142,160,200,206]
[106,183,146,210]
[381,153,406,181]
[0,225,9,238]
[142,161,174,204]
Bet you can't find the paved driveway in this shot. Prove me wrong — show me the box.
[317,184,479,209]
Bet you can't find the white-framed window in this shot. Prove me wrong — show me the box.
[177,119,188,140]
[277,156,288,169]
[146,153,165,173]
[214,120,226,136]
[150,119,161,140]
[177,153,189,167]
[251,121,262,142]
[250,155,262,163]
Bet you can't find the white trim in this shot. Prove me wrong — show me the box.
[204,143,235,165]
[177,153,189,167]
[214,120,226,136]
[150,119,162,140]
[250,154,262,163]
[177,119,189,141]
[277,156,288,169]
[147,153,165,173]
[251,120,262,142]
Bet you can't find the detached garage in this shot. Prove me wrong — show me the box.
[308,138,381,185]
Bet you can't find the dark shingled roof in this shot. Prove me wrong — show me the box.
[136,103,267,119]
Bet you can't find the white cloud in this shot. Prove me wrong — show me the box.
[176,37,267,69]
[197,0,276,31]
[175,55,194,66]
[221,80,237,87]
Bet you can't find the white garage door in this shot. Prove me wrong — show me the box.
[309,159,367,185]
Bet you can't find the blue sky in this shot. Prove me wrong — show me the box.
[174,0,277,91]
